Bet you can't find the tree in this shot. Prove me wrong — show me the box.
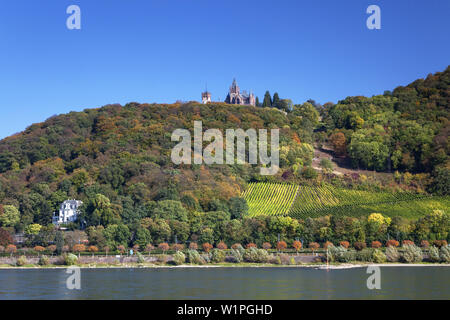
[73,244,86,258]
[276,241,287,251]
[55,231,64,255]
[216,241,227,250]
[272,92,281,109]
[202,242,213,253]
[25,223,42,235]
[262,242,272,250]
[262,91,272,108]
[0,205,20,227]
[88,245,98,256]
[329,132,347,157]
[292,240,302,253]
[229,197,248,220]
[0,228,13,246]
[152,200,188,222]
[158,242,169,254]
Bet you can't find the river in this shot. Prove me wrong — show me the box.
[0,266,449,299]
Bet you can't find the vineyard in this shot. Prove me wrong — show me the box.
[241,182,299,216]
[242,183,449,219]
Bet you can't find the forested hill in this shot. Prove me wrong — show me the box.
[0,66,448,230]
[0,103,311,227]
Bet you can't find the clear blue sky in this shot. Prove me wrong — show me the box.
[0,0,449,139]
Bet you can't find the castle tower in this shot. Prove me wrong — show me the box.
[201,90,211,104]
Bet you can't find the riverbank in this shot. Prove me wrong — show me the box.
[1,262,449,270]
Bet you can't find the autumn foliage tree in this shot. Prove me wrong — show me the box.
[277,241,287,252]
[262,242,272,250]
[189,242,198,250]
[371,241,382,248]
[329,132,347,156]
[246,243,257,249]
[0,228,13,247]
[386,240,399,247]
[202,243,213,253]
[216,241,227,250]
[292,241,302,253]
[308,242,320,253]
[339,241,350,248]
[158,243,170,254]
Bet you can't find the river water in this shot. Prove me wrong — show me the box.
[0,266,448,299]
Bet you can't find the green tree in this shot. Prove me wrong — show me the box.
[262,91,272,108]
[0,205,20,227]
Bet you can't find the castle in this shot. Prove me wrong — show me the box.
[201,79,255,106]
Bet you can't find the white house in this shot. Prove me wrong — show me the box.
[52,200,83,225]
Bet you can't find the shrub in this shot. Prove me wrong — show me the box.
[216,242,227,250]
[243,247,268,263]
[268,255,281,265]
[38,255,50,266]
[386,240,399,248]
[401,245,423,263]
[6,244,17,255]
[279,254,292,265]
[323,241,334,249]
[189,242,198,250]
[402,240,414,246]
[420,240,430,248]
[262,242,272,250]
[339,241,350,249]
[172,251,186,265]
[308,242,320,252]
[371,241,382,249]
[433,240,448,248]
[440,246,450,263]
[354,242,367,251]
[276,241,287,251]
[231,243,242,250]
[210,249,226,263]
[64,253,78,266]
[429,246,440,262]
[228,248,243,263]
[356,248,374,262]
[202,243,213,253]
[136,252,145,264]
[157,254,169,264]
[246,243,257,249]
[16,255,28,266]
[385,246,400,262]
[372,249,387,263]
[158,243,170,253]
[186,250,205,265]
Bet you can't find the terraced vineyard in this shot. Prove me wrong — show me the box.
[242,183,449,219]
[241,182,299,216]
